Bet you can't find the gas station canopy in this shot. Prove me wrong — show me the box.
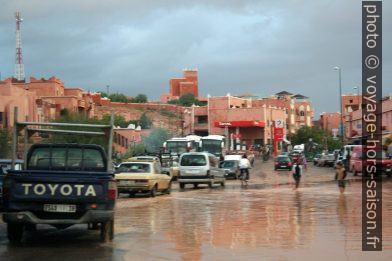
[214,121,266,128]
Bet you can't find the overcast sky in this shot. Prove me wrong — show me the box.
[0,0,391,117]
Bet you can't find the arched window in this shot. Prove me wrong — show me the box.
[300,111,305,116]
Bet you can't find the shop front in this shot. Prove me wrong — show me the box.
[214,121,266,150]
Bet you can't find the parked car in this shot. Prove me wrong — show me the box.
[178,152,225,189]
[313,154,322,165]
[274,155,293,170]
[350,147,392,176]
[115,161,171,197]
[316,154,335,167]
[220,160,240,179]
[225,151,255,166]
[0,159,23,205]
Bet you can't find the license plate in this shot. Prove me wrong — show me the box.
[44,204,76,213]
[281,165,286,167]
[120,180,134,185]
[187,170,199,174]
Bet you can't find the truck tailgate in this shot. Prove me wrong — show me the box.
[5,170,112,204]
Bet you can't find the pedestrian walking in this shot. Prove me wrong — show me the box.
[239,154,251,180]
[292,160,302,189]
[345,151,351,171]
[335,161,347,193]
[302,155,307,171]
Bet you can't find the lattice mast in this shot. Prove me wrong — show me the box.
[15,12,25,81]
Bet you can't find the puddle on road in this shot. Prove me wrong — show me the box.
[0,179,391,261]
[112,181,392,261]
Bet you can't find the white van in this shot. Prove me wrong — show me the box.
[178,152,225,189]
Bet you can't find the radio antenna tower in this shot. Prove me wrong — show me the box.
[15,12,25,81]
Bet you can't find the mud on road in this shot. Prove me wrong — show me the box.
[0,160,391,261]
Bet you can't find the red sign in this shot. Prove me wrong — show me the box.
[274,127,284,141]
[214,121,265,128]
[232,133,242,139]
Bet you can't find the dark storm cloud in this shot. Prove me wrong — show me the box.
[0,0,391,116]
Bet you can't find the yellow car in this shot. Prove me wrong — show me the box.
[115,161,171,197]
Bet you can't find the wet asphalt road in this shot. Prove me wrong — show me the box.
[1,159,392,261]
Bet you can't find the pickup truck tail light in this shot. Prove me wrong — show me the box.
[274,162,279,166]
[107,180,117,200]
[288,162,293,166]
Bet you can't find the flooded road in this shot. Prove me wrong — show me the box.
[1,160,391,260]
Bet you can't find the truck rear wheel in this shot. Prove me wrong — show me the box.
[179,183,185,189]
[7,223,24,244]
[100,220,114,242]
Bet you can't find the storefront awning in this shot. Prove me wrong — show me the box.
[214,121,266,128]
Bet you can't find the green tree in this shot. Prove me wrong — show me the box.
[98,91,108,98]
[168,93,203,107]
[0,128,11,158]
[123,143,147,159]
[167,99,179,105]
[48,113,110,150]
[139,113,152,129]
[178,93,197,107]
[130,94,148,103]
[60,108,69,117]
[108,93,129,103]
[143,128,172,153]
[290,126,343,152]
[101,114,137,128]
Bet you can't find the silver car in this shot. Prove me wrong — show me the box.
[178,152,225,189]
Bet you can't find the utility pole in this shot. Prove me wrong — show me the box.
[333,66,344,142]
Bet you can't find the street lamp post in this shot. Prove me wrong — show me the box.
[334,66,344,142]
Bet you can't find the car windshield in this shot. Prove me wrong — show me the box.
[180,155,207,166]
[201,140,222,154]
[167,141,188,154]
[276,156,290,162]
[117,163,151,173]
[221,161,236,168]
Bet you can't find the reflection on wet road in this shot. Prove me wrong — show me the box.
[0,161,391,260]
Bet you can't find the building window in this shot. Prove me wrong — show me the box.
[197,115,208,124]
[0,112,3,123]
[300,111,305,116]
[350,99,353,103]
[125,138,128,149]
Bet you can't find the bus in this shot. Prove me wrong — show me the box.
[199,135,226,158]
[163,135,201,156]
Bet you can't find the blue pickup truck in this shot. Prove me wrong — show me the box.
[2,144,117,244]
[2,107,116,244]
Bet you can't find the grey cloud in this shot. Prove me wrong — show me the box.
[0,0,391,116]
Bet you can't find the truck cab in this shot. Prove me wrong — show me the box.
[2,144,117,244]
